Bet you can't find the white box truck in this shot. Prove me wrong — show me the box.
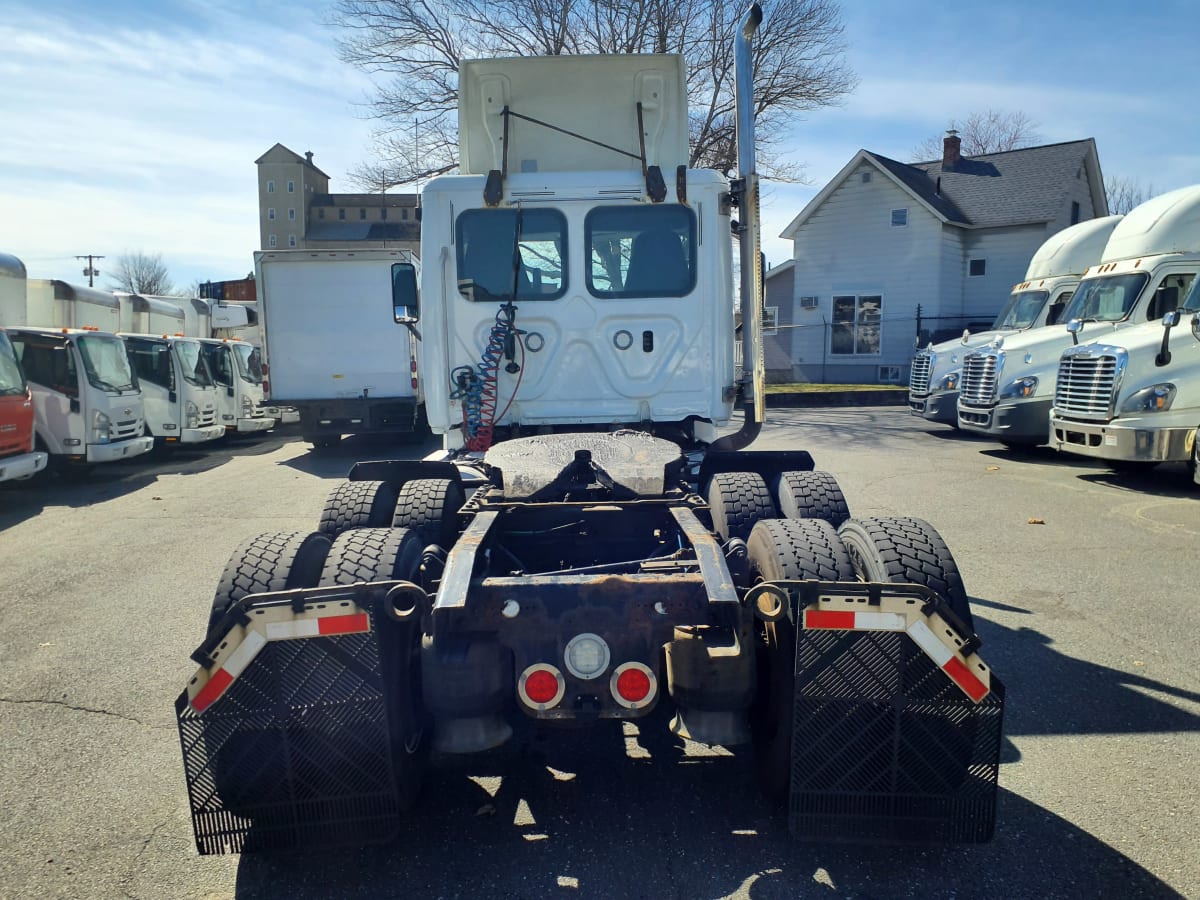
[198,338,273,434]
[254,248,422,447]
[909,215,1121,426]
[1048,187,1200,469]
[958,186,1200,445]
[1,274,153,468]
[121,332,225,446]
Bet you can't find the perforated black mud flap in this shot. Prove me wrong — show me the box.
[788,627,1005,844]
[176,586,403,855]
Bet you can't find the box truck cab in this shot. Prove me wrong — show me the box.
[0,329,48,481]
[958,187,1200,445]
[198,338,273,434]
[122,334,225,445]
[909,216,1121,426]
[1050,265,1200,468]
[5,326,154,465]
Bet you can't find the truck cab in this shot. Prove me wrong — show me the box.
[121,333,225,445]
[1050,269,1200,468]
[909,216,1120,426]
[0,329,48,481]
[198,338,273,435]
[5,326,154,465]
[958,189,1199,445]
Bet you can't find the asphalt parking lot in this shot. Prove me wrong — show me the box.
[0,408,1196,900]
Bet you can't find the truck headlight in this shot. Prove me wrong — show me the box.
[185,400,199,428]
[999,376,1038,400]
[92,410,112,443]
[936,371,960,392]
[1121,383,1176,413]
[241,395,254,414]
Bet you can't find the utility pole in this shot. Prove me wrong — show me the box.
[75,254,104,287]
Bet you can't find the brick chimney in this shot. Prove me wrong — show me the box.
[942,130,961,169]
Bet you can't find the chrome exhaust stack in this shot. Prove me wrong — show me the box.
[713,3,765,452]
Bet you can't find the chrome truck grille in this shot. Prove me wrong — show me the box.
[960,352,1000,406]
[1055,346,1125,419]
[909,353,932,396]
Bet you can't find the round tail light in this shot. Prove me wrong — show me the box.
[518,664,565,710]
[611,662,656,709]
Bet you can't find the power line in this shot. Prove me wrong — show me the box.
[75,254,105,288]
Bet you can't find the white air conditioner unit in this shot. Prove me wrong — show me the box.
[799,296,818,309]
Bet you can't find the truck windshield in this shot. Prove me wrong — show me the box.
[200,343,233,387]
[455,208,568,302]
[992,290,1047,329]
[586,205,696,298]
[77,334,137,393]
[0,333,26,397]
[232,343,263,384]
[1060,272,1149,323]
[175,340,214,388]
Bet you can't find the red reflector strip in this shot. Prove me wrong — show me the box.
[318,613,369,635]
[190,668,232,714]
[943,655,989,702]
[804,609,856,629]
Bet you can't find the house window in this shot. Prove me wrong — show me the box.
[288,208,296,221]
[268,234,277,248]
[267,208,275,220]
[799,295,818,310]
[1071,201,1081,225]
[891,208,908,227]
[969,259,986,277]
[762,306,779,336]
[831,295,881,355]
[861,172,871,183]
[318,208,325,219]
[338,208,346,220]
[381,208,388,220]
[878,365,902,383]
[267,180,275,193]
[288,235,296,247]
[360,209,367,220]
[287,180,295,193]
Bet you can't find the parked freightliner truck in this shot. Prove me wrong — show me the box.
[254,249,423,447]
[1048,189,1200,470]
[909,216,1121,426]
[958,187,1200,445]
[178,7,1005,855]
[0,264,153,468]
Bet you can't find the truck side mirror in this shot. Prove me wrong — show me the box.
[392,263,419,323]
[1156,309,1181,367]
[1066,318,1082,346]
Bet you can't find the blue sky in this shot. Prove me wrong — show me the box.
[3,0,1198,292]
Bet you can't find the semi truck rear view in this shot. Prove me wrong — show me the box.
[255,249,423,447]
[177,6,1005,855]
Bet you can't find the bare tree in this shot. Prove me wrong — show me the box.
[1106,175,1154,215]
[331,0,856,187]
[911,110,1043,161]
[107,251,174,295]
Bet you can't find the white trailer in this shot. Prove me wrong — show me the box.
[958,187,1200,445]
[1049,186,1200,469]
[909,216,1121,426]
[254,249,422,447]
[0,276,153,467]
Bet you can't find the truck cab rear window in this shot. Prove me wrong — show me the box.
[586,205,696,299]
[455,208,567,302]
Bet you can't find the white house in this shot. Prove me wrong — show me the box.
[771,134,1108,383]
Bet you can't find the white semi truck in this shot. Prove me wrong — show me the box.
[254,248,423,447]
[0,272,154,468]
[909,216,1121,426]
[1048,189,1200,470]
[178,7,1005,856]
[958,186,1200,445]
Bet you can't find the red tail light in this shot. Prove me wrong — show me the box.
[611,662,656,709]
[519,664,565,709]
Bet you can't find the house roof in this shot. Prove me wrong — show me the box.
[311,193,420,208]
[254,142,330,179]
[305,221,421,242]
[781,139,1107,238]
